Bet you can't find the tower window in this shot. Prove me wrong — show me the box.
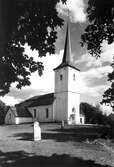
[60,74,63,80]
[80,118,83,124]
[9,113,11,119]
[34,109,36,118]
[72,107,76,113]
[46,108,49,118]
[73,74,75,80]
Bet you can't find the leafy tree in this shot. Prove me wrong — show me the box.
[80,103,109,125]
[101,61,114,111]
[81,0,114,58]
[81,0,114,110]
[0,0,66,96]
[0,100,9,124]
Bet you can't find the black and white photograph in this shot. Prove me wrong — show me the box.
[0,0,114,166]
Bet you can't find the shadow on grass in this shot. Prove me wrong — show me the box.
[13,131,101,142]
[12,125,110,142]
[0,151,111,167]
[42,132,102,142]
[13,133,33,141]
[50,125,110,134]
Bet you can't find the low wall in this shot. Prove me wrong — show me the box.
[15,117,33,124]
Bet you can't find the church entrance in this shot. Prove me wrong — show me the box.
[68,107,76,124]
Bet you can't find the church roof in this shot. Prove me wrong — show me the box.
[28,93,55,107]
[9,106,32,117]
[54,23,80,71]
[17,95,41,107]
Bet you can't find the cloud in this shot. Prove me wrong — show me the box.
[7,86,48,102]
[100,41,114,62]
[81,66,112,80]
[80,83,107,97]
[75,41,114,101]
[78,66,112,100]
[79,73,107,97]
[76,53,102,67]
[77,41,114,67]
[56,0,86,23]
[0,95,21,106]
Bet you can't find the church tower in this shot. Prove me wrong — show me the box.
[54,23,81,124]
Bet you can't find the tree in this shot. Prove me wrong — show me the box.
[0,100,9,124]
[81,0,114,109]
[81,0,114,58]
[101,61,114,111]
[0,0,66,96]
[80,103,109,125]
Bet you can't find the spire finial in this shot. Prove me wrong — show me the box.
[67,8,70,22]
[67,7,70,27]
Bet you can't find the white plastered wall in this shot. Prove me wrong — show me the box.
[54,66,82,123]
[28,105,53,122]
[68,67,80,93]
[5,109,15,124]
[67,67,81,124]
[54,67,68,121]
[54,67,68,93]
[15,117,33,124]
[54,92,68,121]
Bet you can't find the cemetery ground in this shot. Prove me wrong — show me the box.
[0,123,114,167]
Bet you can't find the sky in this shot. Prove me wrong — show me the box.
[0,0,113,113]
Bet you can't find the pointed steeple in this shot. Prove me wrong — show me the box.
[62,22,71,64]
[54,22,80,71]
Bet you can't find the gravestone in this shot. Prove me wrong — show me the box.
[61,120,65,129]
[33,121,41,141]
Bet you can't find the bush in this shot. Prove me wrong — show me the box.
[80,103,110,125]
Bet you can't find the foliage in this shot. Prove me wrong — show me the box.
[101,62,114,111]
[0,100,9,124]
[81,0,114,110]
[0,0,66,95]
[81,0,114,58]
[80,103,109,125]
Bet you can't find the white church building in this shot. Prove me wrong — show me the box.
[28,23,85,124]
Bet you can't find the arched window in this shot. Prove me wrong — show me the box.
[72,107,76,113]
[9,113,11,119]
[80,118,83,124]
[73,74,75,80]
[34,109,36,118]
[60,74,63,80]
[46,108,49,118]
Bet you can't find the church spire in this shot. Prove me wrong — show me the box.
[54,21,80,71]
[62,22,72,64]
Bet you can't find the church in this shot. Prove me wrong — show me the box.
[27,23,85,124]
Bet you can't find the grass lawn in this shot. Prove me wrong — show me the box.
[0,123,113,167]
